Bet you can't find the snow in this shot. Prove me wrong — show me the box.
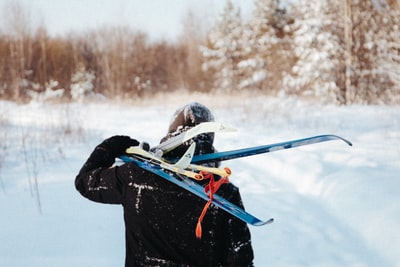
[0,94,399,267]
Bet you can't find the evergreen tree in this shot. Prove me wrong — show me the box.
[201,1,245,92]
[283,0,343,103]
[201,0,399,104]
[202,0,293,93]
[241,0,293,92]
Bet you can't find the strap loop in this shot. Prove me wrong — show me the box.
[195,171,229,239]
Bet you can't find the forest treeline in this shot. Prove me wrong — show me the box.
[0,0,399,104]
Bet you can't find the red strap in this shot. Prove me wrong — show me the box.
[195,171,229,239]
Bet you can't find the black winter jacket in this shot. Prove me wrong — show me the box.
[75,143,254,267]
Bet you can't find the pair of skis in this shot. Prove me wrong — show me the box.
[120,122,352,227]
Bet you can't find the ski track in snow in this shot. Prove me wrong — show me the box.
[0,96,399,267]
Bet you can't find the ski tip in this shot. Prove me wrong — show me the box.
[321,134,353,147]
[221,124,237,132]
[345,138,353,146]
[333,135,353,146]
[197,121,237,133]
[347,141,353,146]
[253,218,274,226]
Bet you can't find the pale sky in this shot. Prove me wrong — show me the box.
[0,0,254,41]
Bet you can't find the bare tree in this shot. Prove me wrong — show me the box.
[2,1,32,99]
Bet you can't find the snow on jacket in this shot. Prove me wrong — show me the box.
[75,139,254,267]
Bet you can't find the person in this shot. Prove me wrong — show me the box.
[75,102,254,267]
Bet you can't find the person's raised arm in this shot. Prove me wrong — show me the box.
[75,135,139,204]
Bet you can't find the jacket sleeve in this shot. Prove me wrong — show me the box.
[223,186,255,267]
[75,146,124,204]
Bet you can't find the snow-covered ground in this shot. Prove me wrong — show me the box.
[0,93,399,267]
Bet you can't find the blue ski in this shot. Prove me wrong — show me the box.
[119,155,273,226]
[191,134,352,164]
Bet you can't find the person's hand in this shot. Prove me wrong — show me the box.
[98,135,139,158]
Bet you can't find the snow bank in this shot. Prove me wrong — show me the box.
[0,94,399,266]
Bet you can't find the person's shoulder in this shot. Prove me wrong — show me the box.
[116,162,182,189]
[115,162,154,181]
[219,181,240,197]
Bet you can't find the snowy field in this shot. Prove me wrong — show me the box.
[0,93,399,267]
